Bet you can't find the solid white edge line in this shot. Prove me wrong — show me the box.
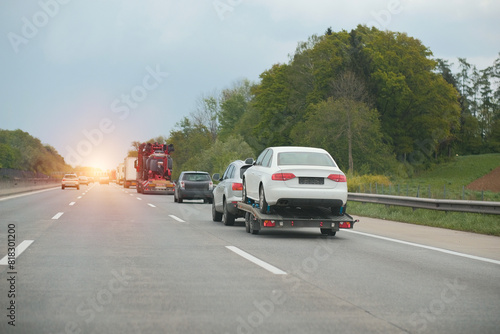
[0,240,35,265]
[169,215,185,222]
[148,203,156,207]
[343,230,500,266]
[226,246,287,275]
[52,212,64,220]
[0,187,59,201]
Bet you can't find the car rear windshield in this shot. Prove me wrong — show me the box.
[277,152,336,167]
[64,175,77,179]
[183,173,210,181]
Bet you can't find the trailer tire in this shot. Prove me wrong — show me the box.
[249,216,260,235]
[320,228,336,236]
[245,213,251,233]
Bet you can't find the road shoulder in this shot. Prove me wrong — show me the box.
[352,215,500,261]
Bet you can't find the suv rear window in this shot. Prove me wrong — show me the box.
[182,173,210,181]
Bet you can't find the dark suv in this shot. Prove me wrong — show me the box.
[174,171,214,203]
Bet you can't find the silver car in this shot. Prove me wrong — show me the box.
[212,160,253,225]
[243,146,348,214]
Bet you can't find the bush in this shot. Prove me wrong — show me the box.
[347,174,391,192]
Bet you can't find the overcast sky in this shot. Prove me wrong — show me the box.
[1,0,499,170]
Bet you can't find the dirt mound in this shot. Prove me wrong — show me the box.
[466,166,500,192]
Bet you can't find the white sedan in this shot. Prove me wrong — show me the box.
[243,146,348,214]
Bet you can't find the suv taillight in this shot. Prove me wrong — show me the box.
[232,183,243,191]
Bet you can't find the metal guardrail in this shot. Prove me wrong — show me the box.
[348,193,500,215]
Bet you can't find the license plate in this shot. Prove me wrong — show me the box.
[299,177,324,185]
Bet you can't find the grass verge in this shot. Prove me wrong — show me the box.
[348,202,500,237]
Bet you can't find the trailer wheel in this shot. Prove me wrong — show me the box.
[249,217,260,235]
[320,228,336,236]
[212,201,222,222]
[245,213,251,233]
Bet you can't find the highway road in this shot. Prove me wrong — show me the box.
[0,183,499,334]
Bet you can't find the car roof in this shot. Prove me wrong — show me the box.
[181,171,210,174]
[266,146,329,154]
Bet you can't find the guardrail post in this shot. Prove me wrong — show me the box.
[417,185,420,198]
[443,185,446,199]
[428,185,431,198]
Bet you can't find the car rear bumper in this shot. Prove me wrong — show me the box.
[178,189,214,200]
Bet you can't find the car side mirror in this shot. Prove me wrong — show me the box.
[245,158,254,165]
[212,173,220,181]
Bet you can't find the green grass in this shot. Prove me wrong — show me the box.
[349,154,500,235]
[348,202,500,236]
[354,153,500,201]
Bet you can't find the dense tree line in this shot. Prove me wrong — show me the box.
[149,26,500,177]
[0,129,69,175]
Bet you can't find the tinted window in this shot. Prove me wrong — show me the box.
[64,174,77,179]
[182,173,210,181]
[227,165,236,179]
[261,149,273,167]
[222,165,232,180]
[277,152,336,167]
[255,149,269,166]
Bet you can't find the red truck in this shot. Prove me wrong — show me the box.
[135,142,175,194]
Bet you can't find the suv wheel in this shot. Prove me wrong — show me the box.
[222,199,235,226]
[212,201,222,222]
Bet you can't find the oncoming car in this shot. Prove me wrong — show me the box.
[242,146,348,215]
[174,171,214,203]
[212,159,254,226]
[61,174,79,190]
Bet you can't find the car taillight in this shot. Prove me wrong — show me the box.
[180,181,185,188]
[327,174,347,182]
[209,181,213,190]
[232,183,243,191]
[272,173,296,181]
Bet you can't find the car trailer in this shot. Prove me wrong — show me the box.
[237,202,357,236]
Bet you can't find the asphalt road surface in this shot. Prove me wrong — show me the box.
[0,183,499,334]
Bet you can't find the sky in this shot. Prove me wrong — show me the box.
[1,0,499,171]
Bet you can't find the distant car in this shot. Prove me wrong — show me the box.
[212,159,254,225]
[62,174,79,190]
[88,177,94,183]
[174,171,214,203]
[99,176,109,184]
[243,146,348,215]
[78,176,89,185]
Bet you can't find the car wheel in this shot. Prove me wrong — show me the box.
[212,201,222,222]
[242,179,248,203]
[320,228,336,236]
[77,186,80,190]
[174,192,178,202]
[61,185,64,190]
[223,199,235,226]
[259,186,268,214]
